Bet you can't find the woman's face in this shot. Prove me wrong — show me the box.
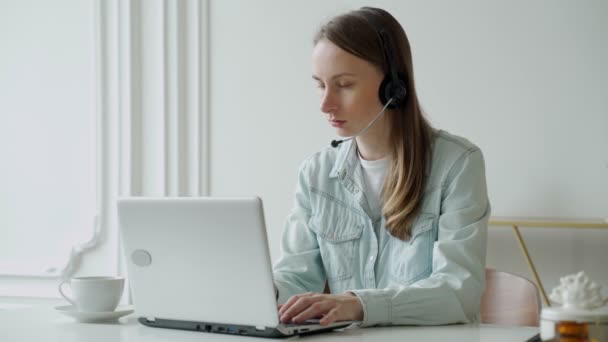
[312,39,385,137]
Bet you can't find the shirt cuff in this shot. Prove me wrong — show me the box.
[348,289,392,327]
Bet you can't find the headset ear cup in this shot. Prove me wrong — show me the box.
[378,76,393,108]
[378,73,407,109]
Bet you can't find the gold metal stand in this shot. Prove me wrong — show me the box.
[489,217,608,307]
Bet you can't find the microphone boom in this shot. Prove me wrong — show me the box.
[330,98,393,148]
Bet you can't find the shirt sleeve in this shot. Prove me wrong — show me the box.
[349,147,490,326]
[273,160,327,304]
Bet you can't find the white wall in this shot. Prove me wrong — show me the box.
[209,0,608,297]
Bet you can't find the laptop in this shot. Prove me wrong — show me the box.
[117,197,354,338]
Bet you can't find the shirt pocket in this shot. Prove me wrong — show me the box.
[309,206,364,281]
[389,213,436,285]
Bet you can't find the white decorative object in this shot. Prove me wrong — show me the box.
[549,271,607,309]
[541,271,608,342]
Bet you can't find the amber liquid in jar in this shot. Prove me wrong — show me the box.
[549,321,591,342]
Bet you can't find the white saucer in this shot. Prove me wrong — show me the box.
[54,305,134,323]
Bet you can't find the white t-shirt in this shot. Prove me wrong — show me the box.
[358,152,389,222]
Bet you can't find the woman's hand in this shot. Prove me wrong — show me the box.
[277,292,363,325]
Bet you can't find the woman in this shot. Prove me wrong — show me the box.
[273,7,490,327]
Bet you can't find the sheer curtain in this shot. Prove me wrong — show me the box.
[0,0,209,298]
[0,0,98,280]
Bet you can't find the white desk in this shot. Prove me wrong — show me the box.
[1,306,539,342]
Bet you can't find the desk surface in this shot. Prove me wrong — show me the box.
[1,305,539,342]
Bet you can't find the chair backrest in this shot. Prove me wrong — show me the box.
[480,268,541,326]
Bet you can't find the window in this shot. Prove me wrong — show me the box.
[0,0,209,298]
[0,0,98,280]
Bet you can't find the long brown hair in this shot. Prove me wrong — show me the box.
[314,7,434,240]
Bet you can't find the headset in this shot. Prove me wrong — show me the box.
[364,7,408,109]
[330,8,408,148]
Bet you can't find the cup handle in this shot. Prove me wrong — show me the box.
[58,280,76,307]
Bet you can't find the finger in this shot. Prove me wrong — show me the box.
[292,300,335,324]
[278,295,303,316]
[280,295,322,323]
[278,292,316,316]
[319,308,339,326]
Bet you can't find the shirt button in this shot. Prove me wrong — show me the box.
[354,188,359,194]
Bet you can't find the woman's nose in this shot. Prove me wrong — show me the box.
[320,89,338,114]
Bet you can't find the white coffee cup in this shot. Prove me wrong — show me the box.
[58,276,125,312]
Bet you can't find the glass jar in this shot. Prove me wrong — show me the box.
[541,307,608,342]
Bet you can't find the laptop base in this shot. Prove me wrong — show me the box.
[138,317,352,339]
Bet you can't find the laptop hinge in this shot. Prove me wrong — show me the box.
[145,317,156,323]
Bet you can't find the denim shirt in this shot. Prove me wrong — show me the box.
[273,130,490,327]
